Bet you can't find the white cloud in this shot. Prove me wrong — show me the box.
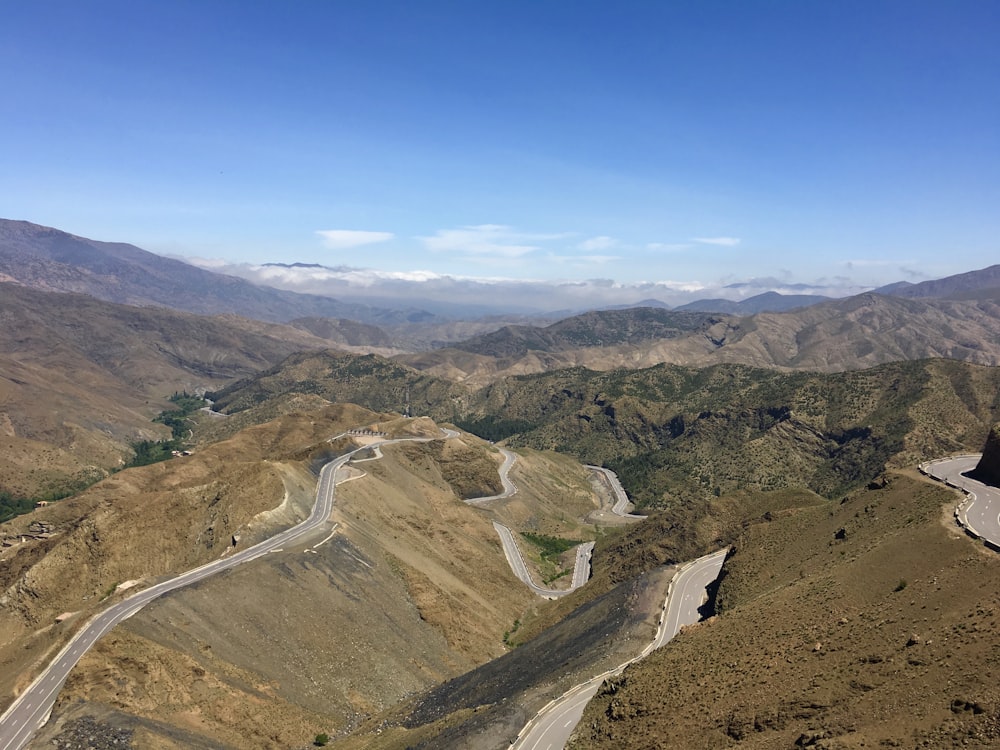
[692,236,741,247]
[646,242,692,253]
[844,259,906,268]
[315,229,394,249]
[651,280,707,293]
[577,235,618,252]
[551,253,620,266]
[180,253,872,314]
[419,224,543,258]
[179,255,232,268]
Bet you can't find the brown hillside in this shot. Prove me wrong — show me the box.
[15,413,612,748]
[0,403,382,714]
[397,294,1000,385]
[570,473,1000,749]
[0,283,346,497]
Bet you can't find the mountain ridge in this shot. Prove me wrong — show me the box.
[0,218,426,328]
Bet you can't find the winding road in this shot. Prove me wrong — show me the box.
[491,522,595,600]
[0,430,439,750]
[0,431,642,748]
[464,447,594,599]
[510,548,729,750]
[466,447,518,504]
[921,453,1000,547]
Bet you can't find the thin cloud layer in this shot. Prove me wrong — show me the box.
[316,230,395,249]
[184,257,871,314]
[693,237,742,247]
[419,224,544,258]
[577,235,618,252]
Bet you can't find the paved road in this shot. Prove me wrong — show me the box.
[511,548,728,750]
[921,453,1000,547]
[586,465,647,519]
[0,431,434,750]
[466,449,594,599]
[492,522,594,600]
[570,542,595,589]
[466,448,518,504]
[459,447,593,598]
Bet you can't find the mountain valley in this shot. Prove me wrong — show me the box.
[2,221,1000,749]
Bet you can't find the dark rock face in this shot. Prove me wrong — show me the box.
[49,715,133,749]
[973,424,1000,486]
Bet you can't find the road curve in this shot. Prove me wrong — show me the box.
[586,465,647,519]
[492,522,594,600]
[0,430,439,750]
[461,447,594,599]
[465,448,518,504]
[510,548,728,750]
[921,453,1000,548]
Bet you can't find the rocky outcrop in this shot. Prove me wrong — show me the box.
[973,423,1000,486]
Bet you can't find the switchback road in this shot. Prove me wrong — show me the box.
[510,548,728,750]
[466,448,518,504]
[466,448,594,599]
[492,521,594,599]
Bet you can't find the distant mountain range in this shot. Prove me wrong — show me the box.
[0,219,1000,328]
[674,290,831,313]
[877,264,1000,300]
[3,218,1000,356]
[0,219,434,327]
[399,291,1000,385]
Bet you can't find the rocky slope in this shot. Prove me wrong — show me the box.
[6,408,615,748]
[0,404,383,708]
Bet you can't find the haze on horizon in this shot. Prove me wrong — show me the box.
[1,1,998,311]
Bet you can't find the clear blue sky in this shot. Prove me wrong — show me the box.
[2,0,998,296]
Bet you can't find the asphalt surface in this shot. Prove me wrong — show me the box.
[465,447,518,504]
[586,465,647,519]
[468,448,596,599]
[0,431,431,750]
[922,453,1000,547]
[492,521,594,600]
[510,548,728,750]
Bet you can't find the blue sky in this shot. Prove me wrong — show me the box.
[2,1,998,307]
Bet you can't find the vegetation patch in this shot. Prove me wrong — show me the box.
[452,415,538,442]
[0,490,34,524]
[126,392,207,468]
[1,468,107,523]
[520,532,584,562]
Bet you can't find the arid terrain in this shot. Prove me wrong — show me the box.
[570,471,1000,749]
[3,402,632,748]
[3,227,1000,750]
